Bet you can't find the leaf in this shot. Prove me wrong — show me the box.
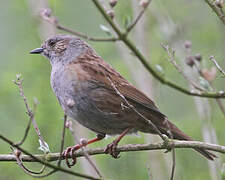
[123,15,131,29]
[99,24,111,36]
[155,64,164,75]
[199,77,213,91]
[38,140,50,153]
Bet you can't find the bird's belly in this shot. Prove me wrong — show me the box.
[52,81,131,135]
[51,67,136,135]
[67,94,135,135]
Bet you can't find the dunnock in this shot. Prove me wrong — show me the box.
[30,34,216,167]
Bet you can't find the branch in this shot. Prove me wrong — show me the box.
[161,43,206,92]
[210,55,225,77]
[107,76,167,142]
[92,0,225,99]
[13,75,49,152]
[1,139,224,162]
[0,134,101,180]
[126,0,152,33]
[40,8,118,42]
[204,0,225,25]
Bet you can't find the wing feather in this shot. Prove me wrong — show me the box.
[71,53,165,118]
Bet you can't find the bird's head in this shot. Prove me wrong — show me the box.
[30,34,89,65]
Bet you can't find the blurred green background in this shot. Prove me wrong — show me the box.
[0,0,224,180]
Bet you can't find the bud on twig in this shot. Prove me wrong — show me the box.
[185,56,195,67]
[139,0,149,8]
[184,41,192,49]
[194,53,202,62]
[215,0,224,8]
[15,149,21,157]
[107,10,115,19]
[109,0,117,8]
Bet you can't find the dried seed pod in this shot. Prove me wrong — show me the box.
[215,0,224,8]
[194,53,202,62]
[107,10,115,19]
[15,149,21,157]
[139,0,149,8]
[109,0,117,8]
[184,41,192,49]
[185,56,195,67]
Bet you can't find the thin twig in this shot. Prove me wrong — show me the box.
[210,56,225,77]
[0,134,101,180]
[11,147,47,177]
[161,43,206,92]
[126,0,151,33]
[13,75,49,152]
[170,146,176,180]
[40,8,118,42]
[70,125,103,178]
[57,24,118,42]
[15,118,32,146]
[1,136,224,163]
[57,114,67,167]
[29,170,58,178]
[15,98,38,146]
[92,0,225,98]
[163,119,176,180]
[215,98,225,117]
[107,76,168,142]
[204,0,225,25]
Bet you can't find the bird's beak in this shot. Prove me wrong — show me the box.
[30,47,44,54]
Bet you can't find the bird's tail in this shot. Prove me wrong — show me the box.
[163,120,217,161]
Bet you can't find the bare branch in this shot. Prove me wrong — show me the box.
[210,56,225,77]
[204,0,225,25]
[170,146,176,180]
[13,75,49,153]
[15,118,32,146]
[12,148,46,176]
[1,138,224,163]
[91,0,225,99]
[126,0,152,33]
[107,76,167,142]
[40,8,118,42]
[161,43,206,92]
[215,98,225,117]
[69,126,103,178]
[57,115,67,167]
[0,134,101,180]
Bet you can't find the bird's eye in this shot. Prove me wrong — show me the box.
[48,39,57,47]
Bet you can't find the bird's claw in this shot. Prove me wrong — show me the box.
[62,145,79,168]
[104,140,120,158]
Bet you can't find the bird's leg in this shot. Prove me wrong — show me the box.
[63,133,105,168]
[105,128,131,158]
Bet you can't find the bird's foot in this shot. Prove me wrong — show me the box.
[104,140,120,158]
[62,144,81,168]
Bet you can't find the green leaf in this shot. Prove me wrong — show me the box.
[199,77,213,91]
[123,15,131,29]
[99,24,111,36]
[38,140,50,153]
[155,64,164,75]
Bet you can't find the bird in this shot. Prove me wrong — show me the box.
[30,34,216,167]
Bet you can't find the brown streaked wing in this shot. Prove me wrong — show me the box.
[74,53,165,117]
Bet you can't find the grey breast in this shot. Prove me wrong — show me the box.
[50,63,135,135]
